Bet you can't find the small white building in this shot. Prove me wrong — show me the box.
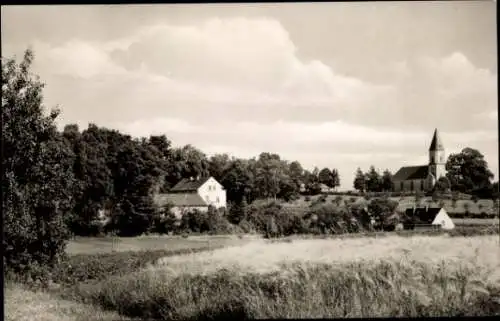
[154,176,227,218]
[405,206,455,230]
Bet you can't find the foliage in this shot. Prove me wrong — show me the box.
[2,49,74,282]
[367,198,399,228]
[381,169,394,192]
[353,167,366,192]
[446,148,494,197]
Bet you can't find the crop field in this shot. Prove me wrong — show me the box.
[7,232,500,321]
[30,234,496,320]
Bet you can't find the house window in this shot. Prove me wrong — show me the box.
[216,197,220,203]
[421,180,424,190]
[400,181,404,190]
[410,181,414,191]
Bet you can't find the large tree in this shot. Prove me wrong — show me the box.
[446,147,494,195]
[353,167,366,192]
[318,168,333,187]
[3,49,75,279]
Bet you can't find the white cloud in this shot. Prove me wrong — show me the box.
[32,40,127,79]
[4,16,496,188]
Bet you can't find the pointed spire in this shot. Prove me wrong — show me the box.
[429,128,444,151]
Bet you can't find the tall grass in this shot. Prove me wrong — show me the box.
[65,235,500,319]
[70,259,500,319]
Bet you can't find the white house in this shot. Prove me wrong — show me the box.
[405,206,455,230]
[154,176,227,218]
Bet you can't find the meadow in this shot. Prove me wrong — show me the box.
[7,233,499,321]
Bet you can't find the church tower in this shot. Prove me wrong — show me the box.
[428,128,446,179]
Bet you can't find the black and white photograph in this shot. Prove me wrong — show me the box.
[2,1,499,319]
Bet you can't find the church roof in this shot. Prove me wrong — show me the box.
[393,165,429,181]
[429,128,444,151]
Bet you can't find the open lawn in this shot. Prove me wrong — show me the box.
[5,283,137,321]
[66,234,256,255]
[65,235,500,319]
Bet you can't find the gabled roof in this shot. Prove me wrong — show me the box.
[405,207,443,224]
[154,193,208,207]
[393,165,429,181]
[169,177,212,192]
[429,128,444,151]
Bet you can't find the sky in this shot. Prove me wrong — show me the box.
[2,2,498,190]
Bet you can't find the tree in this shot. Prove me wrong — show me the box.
[331,168,341,191]
[228,197,248,225]
[367,198,399,229]
[221,159,254,203]
[434,176,451,193]
[446,147,494,195]
[365,166,382,192]
[208,153,231,182]
[3,49,75,281]
[318,168,333,187]
[353,168,366,192]
[381,169,394,192]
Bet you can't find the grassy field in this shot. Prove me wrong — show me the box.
[66,234,256,255]
[6,234,500,320]
[5,283,137,321]
[65,235,500,319]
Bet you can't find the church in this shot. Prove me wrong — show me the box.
[392,129,447,193]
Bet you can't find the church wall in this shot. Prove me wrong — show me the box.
[393,179,428,193]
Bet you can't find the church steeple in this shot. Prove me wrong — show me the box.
[428,128,446,180]
[429,128,444,151]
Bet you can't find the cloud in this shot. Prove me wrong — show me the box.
[4,15,496,187]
